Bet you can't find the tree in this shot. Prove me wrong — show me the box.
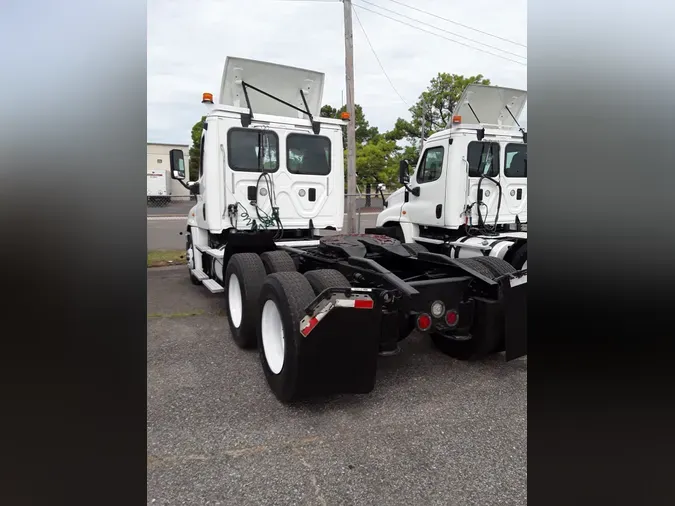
[320,103,380,149]
[188,116,206,181]
[385,73,491,165]
[355,137,400,188]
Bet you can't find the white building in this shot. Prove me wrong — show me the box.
[147,142,191,197]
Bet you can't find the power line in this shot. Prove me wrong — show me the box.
[352,3,526,66]
[353,8,409,106]
[384,0,526,48]
[356,0,525,60]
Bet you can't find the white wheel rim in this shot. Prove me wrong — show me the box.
[261,299,285,375]
[228,274,243,328]
[522,260,527,269]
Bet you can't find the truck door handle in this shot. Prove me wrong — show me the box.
[436,204,442,219]
[516,188,522,200]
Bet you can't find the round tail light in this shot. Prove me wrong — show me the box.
[430,300,445,318]
[416,313,432,331]
[445,310,459,327]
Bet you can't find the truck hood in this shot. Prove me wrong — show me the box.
[219,56,325,119]
[453,84,527,127]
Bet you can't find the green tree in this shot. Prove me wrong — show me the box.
[355,137,401,188]
[385,73,491,166]
[188,116,206,181]
[320,103,380,149]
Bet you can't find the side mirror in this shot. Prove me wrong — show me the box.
[189,182,200,195]
[169,149,186,181]
[399,160,410,184]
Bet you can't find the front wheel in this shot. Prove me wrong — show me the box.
[185,232,200,285]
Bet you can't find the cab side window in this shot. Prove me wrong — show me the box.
[416,146,445,184]
[198,130,206,180]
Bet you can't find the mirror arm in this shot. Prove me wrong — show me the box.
[176,179,191,191]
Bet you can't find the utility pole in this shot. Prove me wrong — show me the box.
[343,0,357,234]
[420,99,426,152]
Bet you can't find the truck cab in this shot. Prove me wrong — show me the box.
[170,57,347,290]
[375,84,528,269]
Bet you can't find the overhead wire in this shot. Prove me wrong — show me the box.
[353,7,409,105]
[383,0,526,48]
[352,3,526,66]
[355,0,526,61]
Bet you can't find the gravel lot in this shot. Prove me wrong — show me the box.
[147,266,527,505]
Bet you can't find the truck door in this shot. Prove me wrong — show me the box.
[225,127,280,229]
[281,132,337,229]
[502,142,527,220]
[403,144,447,227]
[466,141,502,228]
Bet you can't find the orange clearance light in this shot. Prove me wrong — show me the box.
[202,92,214,104]
[340,111,350,120]
[452,115,462,124]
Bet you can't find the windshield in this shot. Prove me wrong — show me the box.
[287,133,331,175]
[505,143,527,177]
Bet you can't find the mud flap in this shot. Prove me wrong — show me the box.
[499,272,527,361]
[298,293,382,396]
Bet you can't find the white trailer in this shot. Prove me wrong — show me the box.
[147,169,171,204]
[167,57,527,403]
[373,84,528,269]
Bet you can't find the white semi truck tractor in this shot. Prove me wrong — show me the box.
[371,84,528,270]
[168,57,527,403]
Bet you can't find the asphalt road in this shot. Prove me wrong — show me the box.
[147,266,527,505]
[147,214,380,251]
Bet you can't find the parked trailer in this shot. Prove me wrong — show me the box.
[147,169,171,205]
[169,57,527,403]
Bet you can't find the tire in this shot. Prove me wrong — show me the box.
[472,256,516,277]
[257,272,317,402]
[402,242,428,256]
[260,250,296,274]
[225,253,267,349]
[186,232,201,285]
[430,332,498,361]
[509,243,527,270]
[304,269,350,295]
[432,257,507,360]
[453,258,498,280]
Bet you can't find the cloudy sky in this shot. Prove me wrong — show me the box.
[148,0,527,145]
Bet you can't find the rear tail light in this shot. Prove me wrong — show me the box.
[445,310,459,327]
[416,313,432,331]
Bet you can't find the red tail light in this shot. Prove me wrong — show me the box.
[445,310,459,327]
[416,313,432,331]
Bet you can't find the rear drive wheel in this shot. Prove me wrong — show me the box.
[260,250,296,274]
[257,272,316,402]
[432,257,505,360]
[402,242,428,256]
[472,256,516,277]
[225,253,267,349]
[453,258,498,279]
[509,243,527,270]
[430,331,500,361]
[304,269,350,295]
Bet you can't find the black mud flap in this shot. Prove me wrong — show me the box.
[499,272,527,361]
[298,291,382,396]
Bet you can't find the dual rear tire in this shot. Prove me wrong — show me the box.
[430,256,515,361]
[225,250,355,402]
